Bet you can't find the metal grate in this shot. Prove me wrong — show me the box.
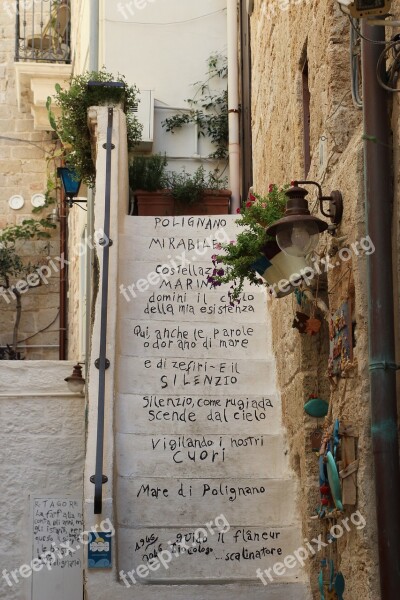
[15,0,71,64]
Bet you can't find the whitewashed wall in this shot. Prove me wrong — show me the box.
[0,362,85,600]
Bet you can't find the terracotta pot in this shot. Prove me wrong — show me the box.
[135,190,174,216]
[174,189,231,215]
[251,240,309,298]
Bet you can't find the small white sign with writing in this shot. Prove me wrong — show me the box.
[31,496,83,600]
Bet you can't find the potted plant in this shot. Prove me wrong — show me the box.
[47,69,142,187]
[162,53,228,162]
[129,154,174,216]
[169,166,230,215]
[207,185,309,301]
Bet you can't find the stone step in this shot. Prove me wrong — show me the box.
[119,232,234,262]
[116,432,288,479]
[115,392,281,436]
[119,320,269,360]
[118,258,265,296]
[121,213,240,238]
[118,289,269,324]
[116,476,298,527]
[118,524,307,584]
[116,355,277,396]
[88,582,311,600]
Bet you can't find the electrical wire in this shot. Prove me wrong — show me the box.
[17,310,60,344]
[325,90,352,123]
[0,134,49,152]
[350,19,363,108]
[346,13,390,45]
[74,203,87,212]
[376,38,400,92]
[105,8,226,26]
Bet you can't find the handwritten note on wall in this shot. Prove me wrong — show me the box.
[31,496,83,600]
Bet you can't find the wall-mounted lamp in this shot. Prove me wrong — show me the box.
[57,167,84,208]
[64,363,86,394]
[337,0,391,18]
[266,181,343,257]
[47,206,60,223]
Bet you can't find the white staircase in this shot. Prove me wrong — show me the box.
[109,214,311,600]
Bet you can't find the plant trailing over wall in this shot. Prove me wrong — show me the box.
[47,69,142,187]
[129,154,168,191]
[162,53,228,160]
[168,166,228,205]
[0,220,56,358]
[207,185,289,302]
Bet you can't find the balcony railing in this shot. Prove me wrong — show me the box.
[15,0,71,64]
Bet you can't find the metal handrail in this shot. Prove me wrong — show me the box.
[15,0,71,64]
[92,107,114,515]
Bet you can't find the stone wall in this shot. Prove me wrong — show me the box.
[0,7,60,360]
[0,361,86,600]
[249,0,392,597]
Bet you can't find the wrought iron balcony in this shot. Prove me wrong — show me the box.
[15,0,71,64]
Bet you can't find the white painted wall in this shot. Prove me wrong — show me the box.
[0,362,85,600]
[71,0,91,73]
[102,0,227,106]
[101,0,228,173]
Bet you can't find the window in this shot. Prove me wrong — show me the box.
[302,59,311,177]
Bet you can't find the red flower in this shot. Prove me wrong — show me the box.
[246,201,253,208]
[236,207,241,213]
[249,193,256,202]
[268,184,275,192]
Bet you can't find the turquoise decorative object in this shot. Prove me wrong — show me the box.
[304,397,329,418]
[318,570,325,600]
[326,451,344,511]
[335,572,345,600]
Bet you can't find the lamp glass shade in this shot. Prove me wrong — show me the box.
[276,220,320,257]
[57,167,82,199]
[66,378,85,394]
[64,364,85,394]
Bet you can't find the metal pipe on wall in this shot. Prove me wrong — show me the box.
[239,0,253,201]
[227,0,241,212]
[90,0,99,70]
[361,19,400,598]
[59,188,67,359]
[84,0,99,364]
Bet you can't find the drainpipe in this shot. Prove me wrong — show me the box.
[90,0,99,70]
[227,0,241,212]
[59,188,67,359]
[361,19,400,598]
[239,0,253,201]
[84,0,99,363]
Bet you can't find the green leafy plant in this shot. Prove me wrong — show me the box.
[0,220,56,357]
[129,154,168,191]
[47,69,142,187]
[162,53,228,160]
[168,166,228,205]
[207,184,289,302]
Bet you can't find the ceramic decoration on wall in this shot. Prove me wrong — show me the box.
[31,193,46,208]
[8,194,24,210]
[328,300,353,376]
